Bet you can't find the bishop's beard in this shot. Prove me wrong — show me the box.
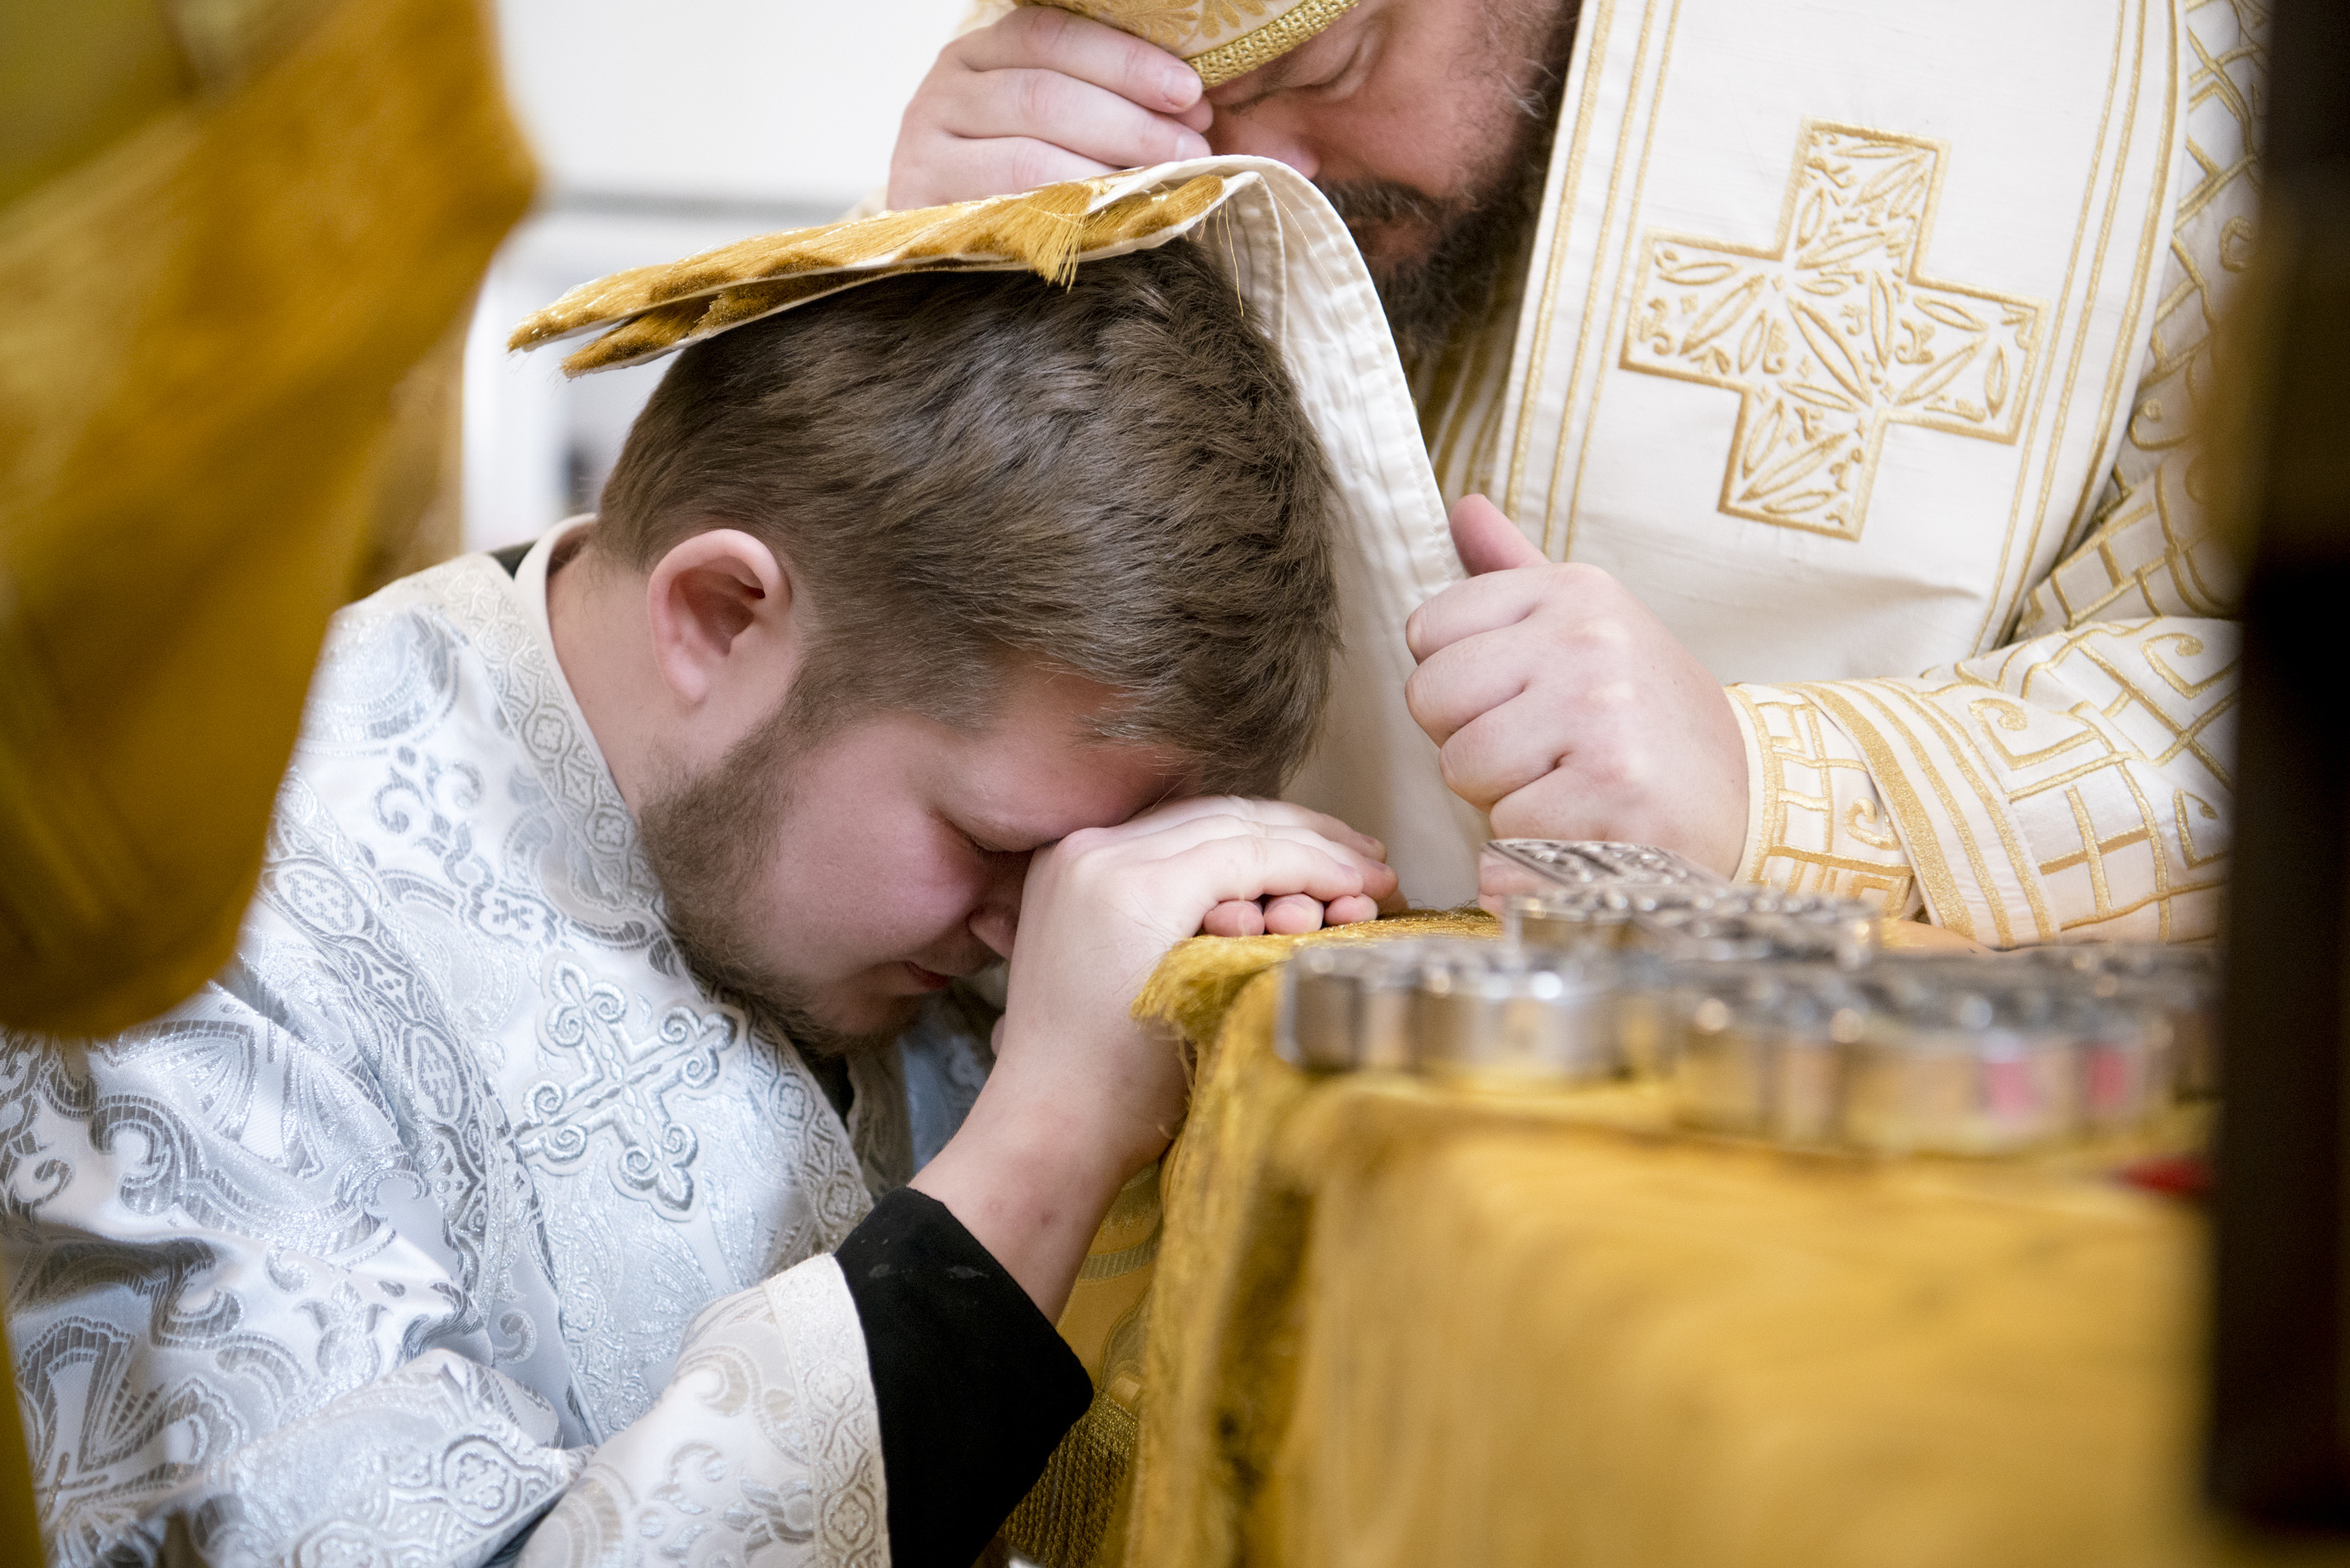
[635,705,896,1062]
[1319,0,1582,364]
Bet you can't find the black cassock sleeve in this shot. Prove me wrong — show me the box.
[835,1187,1095,1568]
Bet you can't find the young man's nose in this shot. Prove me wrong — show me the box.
[969,902,1018,961]
[968,854,1026,960]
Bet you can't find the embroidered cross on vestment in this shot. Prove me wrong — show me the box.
[516,959,739,1214]
[1621,121,2049,541]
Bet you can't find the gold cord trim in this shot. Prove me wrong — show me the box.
[1185,0,1361,86]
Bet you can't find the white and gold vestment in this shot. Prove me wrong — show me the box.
[1017,0,2265,944]
[1411,0,2264,943]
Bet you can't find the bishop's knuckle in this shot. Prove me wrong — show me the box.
[1586,676,1639,713]
[1436,745,1493,809]
[1576,738,1643,794]
[1009,3,1072,51]
[1010,68,1063,127]
[1004,138,1063,192]
[1402,665,1436,722]
[1561,622,1636,678]
[1583,614,1639,650]
[1559,561,1621,596]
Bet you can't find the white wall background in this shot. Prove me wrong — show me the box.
[463,1,970,551]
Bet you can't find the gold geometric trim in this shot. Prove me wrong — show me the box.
[1187,0,1360,85]
[1793,682,1982,943]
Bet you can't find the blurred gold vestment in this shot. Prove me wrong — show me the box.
[0,0,532,1033]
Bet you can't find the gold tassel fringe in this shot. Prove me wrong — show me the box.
[1005,1387,1142,1568]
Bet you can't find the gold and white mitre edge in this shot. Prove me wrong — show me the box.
[1407,0,2253,946]
[511,158,1485,906]
[1012,0,1359,86]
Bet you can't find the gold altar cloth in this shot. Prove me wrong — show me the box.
[1126,923,2333,1568]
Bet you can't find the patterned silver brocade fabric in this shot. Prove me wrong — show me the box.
[2,537,966,1566]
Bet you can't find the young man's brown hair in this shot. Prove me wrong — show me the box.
[595,239,1338,798]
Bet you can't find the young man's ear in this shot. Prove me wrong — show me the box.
[644,528,796,710]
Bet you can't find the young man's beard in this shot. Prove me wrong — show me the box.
[1319,0,1581,363]
[635,706,897,1061]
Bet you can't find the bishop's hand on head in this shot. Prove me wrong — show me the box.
[1405,495,1753,878]
[888,5,1212,211]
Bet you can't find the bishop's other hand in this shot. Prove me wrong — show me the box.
[1405,495,1751,878]
[888,6,1212,211]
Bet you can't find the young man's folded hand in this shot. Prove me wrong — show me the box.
[914,796,1399,1320]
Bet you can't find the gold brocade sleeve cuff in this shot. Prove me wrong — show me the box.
[1735,616,2236,949]
[1726,684,1924,919]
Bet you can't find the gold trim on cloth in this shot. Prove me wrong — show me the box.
[1187,0,1362,86]
[2015,0,2263,643]
[1015,0,1360,88]
[1795,614,2235,948]
[1007,1161,1163,1568]
[1727,683,1923,913]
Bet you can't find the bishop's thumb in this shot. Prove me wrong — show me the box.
[1449,494,1546,576]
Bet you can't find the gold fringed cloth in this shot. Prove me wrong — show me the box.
[0,0,533,1034]
[1119,923,2320,1568]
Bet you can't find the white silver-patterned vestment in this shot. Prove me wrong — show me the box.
[2,526,990,1566]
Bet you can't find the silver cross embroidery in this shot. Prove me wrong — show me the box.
[515,960,740,1215]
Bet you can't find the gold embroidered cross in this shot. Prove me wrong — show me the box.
[1621,121,2047,541]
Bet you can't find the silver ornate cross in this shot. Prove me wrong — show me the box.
[516,959,740,1215]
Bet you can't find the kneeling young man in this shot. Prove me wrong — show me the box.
[2,241,1393,1567]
